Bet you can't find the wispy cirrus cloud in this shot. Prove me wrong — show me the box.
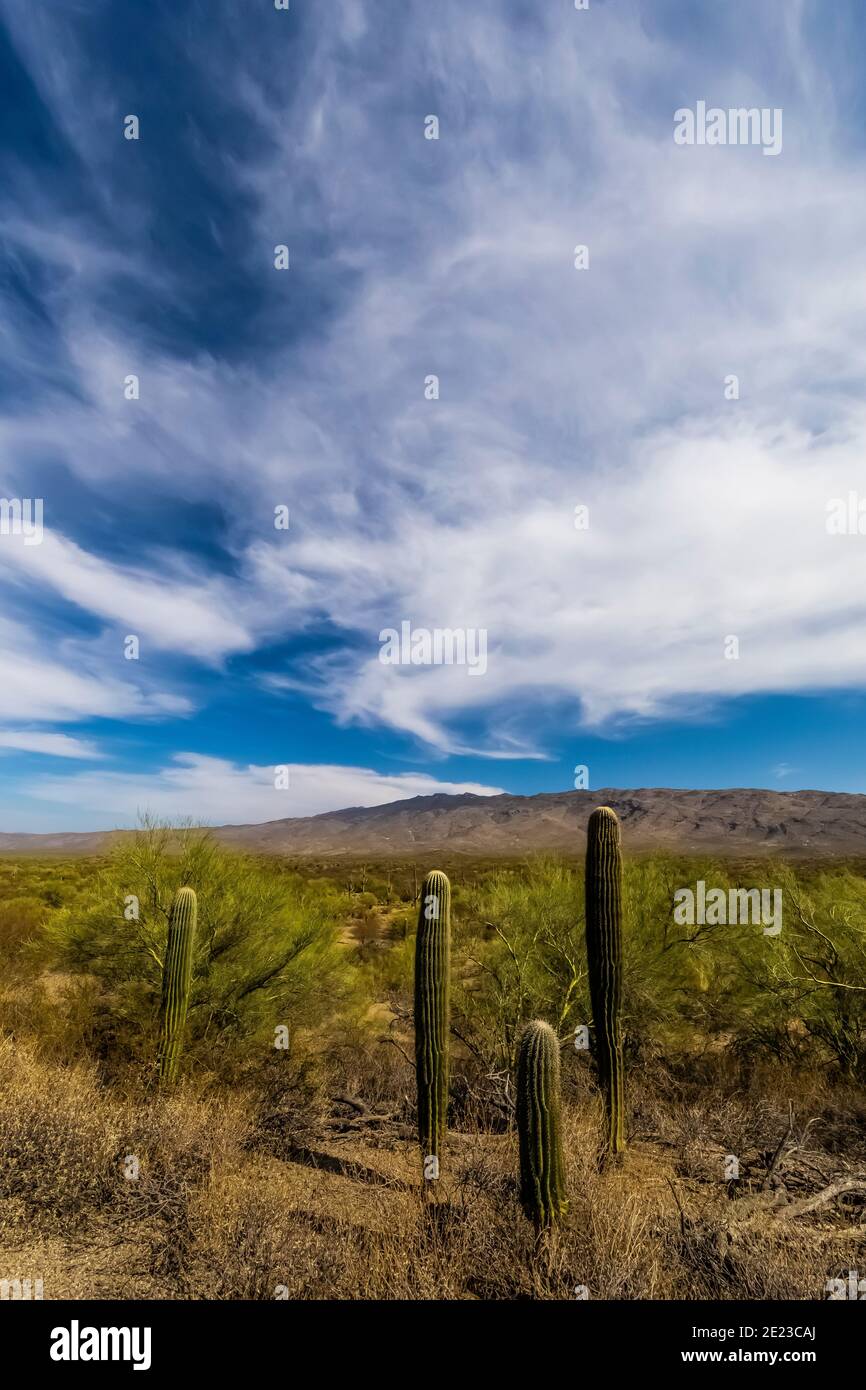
[2,0,866,825]
[0,529,253,661]
[0,729,102,759]
[0,616,190,725]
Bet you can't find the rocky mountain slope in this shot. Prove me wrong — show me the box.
[3,787,866,858]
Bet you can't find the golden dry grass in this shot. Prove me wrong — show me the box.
[1,1037,864,1301]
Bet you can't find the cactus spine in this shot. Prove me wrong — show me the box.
[517,1019,567,1228]
[157,886,197,1086]
[414,869,451,1180]
[584,806,625,1156]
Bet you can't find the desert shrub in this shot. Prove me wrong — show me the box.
[402,854,866,1082]
[440,856,708,1075]
[0,972,107,1062]
[450,859,583,1076]
[0,895,47,965]
[366,926,414,996]
[728,867,866,1077]
[0,1036,253,1263]
[0,1038,122,1233]
[40,820,356,1075]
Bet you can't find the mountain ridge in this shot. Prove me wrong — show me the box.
[2,786,866,857]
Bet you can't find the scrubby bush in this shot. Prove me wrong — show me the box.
[0,896,48,965]
[729,867,866,1077]
[399,854,866,1084]
[39,820,356,1076]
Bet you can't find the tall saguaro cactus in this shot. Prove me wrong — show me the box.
[157,886,197,1086]
[584,806,626,1156]
[414,869,451,1181]
[517,1019,567,1228]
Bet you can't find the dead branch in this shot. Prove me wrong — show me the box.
[331,1094,368,1114]
[762,1101,795,1191]
[774,1176,866,1221]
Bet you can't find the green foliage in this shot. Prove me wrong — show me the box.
[585,807,625,1156]
[0,859,96,970]
[8,837,866,1093]
[414,869,451,1173]
[41,821,353,1072]
[0,897,49,966]
[450,859,583,1078]
[726,867,866,1077]
[437,851,866,1090]
[516,1019,567,1228]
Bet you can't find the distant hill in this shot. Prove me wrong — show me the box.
[2,787,866,858]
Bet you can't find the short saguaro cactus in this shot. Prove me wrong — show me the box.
[516,1019,567,1228]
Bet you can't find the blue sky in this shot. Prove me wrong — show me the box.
[2,0,866,832]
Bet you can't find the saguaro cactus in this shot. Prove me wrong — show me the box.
[157,886,197,1086]
[517,1019,567,1228]
[584,806,625,1156]
[414,869,451,1181]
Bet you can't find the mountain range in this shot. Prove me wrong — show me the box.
[2,787,866,858]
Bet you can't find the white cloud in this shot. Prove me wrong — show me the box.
[3,0,866,764]
[0,617,190,724]
[0,730,102,759]
[0,531,252,662]
[248,414,866,748]
[223,3,866,750]
[30,752,503,825]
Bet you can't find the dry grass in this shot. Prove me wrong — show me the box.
[1,1037,864,1300]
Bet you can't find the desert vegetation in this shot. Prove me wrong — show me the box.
[0,814,865,1300]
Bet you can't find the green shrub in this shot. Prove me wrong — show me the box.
[41,820,355,1074]
[0,896,47,965]
[447,853,866,1080]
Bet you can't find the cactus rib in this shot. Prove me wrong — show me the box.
[157,886,197,1086]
